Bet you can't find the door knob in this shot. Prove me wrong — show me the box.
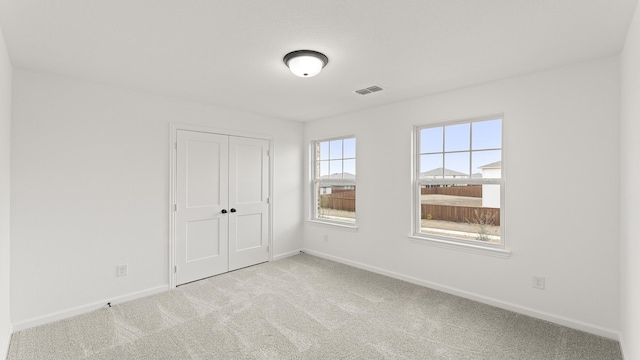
[221,209,228,214]
[230,208,237,213]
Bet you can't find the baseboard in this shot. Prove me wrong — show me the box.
[2,324,11,360]
[302,249,620,340]
[11,285,168,333]
[619,332,628,360]
[273,249,303,261]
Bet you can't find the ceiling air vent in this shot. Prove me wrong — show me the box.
[354,85,384,95]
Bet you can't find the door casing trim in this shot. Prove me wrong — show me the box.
[169,122,273,289]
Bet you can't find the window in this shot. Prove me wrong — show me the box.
[414,116,503,248]
[312,136,356,225]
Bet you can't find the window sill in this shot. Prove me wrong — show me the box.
[408,235,511,258]
[308,219,358,231]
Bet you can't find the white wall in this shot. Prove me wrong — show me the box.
[0,23,12,359]
[10,69,304,326]
[304,57,621,338]
[620,2,640,358]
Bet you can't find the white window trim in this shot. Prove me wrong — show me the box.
[310,135,357,228]
[407,235,511,258]
[308,219,359,231]
[411,114,508,255]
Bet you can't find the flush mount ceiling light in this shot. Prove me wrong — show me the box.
[283,50,328,77]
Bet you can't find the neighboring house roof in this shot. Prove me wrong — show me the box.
[320,172,355,180]
[478,161,501,169]
[421,168,468,177]
[319,173,356,186]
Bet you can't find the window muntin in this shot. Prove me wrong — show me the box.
[312,136,356,224]
[415,117,503,247]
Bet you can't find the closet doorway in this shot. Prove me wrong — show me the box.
[170,125,271,287]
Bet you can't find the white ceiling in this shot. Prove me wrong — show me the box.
[0,0,637,121]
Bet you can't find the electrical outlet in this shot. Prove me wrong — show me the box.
[117,264,128,277]
[532,276,545,290]
[323,234,329,242]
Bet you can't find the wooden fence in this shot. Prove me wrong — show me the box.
[421,204,500,225]
[421,184,482,198]
[320,190,355,212]
[320,188,499,225]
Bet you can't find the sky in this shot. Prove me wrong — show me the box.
[317,118,502,179]
[420,119,502,177]
[318,137,356,177]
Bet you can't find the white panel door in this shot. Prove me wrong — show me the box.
[176,130,229,285]
[228,136,270,271]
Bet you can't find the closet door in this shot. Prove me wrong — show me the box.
[228,136,270,271]
[176,130,229,285]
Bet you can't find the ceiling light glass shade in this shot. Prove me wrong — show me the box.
[283,50,328,77]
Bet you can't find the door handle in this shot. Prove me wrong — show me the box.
[221,209,228,214]
[230,208,237,213]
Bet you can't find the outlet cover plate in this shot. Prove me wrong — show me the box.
[532,276,545,290]
[117,264,128,277]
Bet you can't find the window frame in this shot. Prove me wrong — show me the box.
[412,115,506,253]
[310,135,357,227]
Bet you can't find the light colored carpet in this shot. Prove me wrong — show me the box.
[7,253,622,359]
